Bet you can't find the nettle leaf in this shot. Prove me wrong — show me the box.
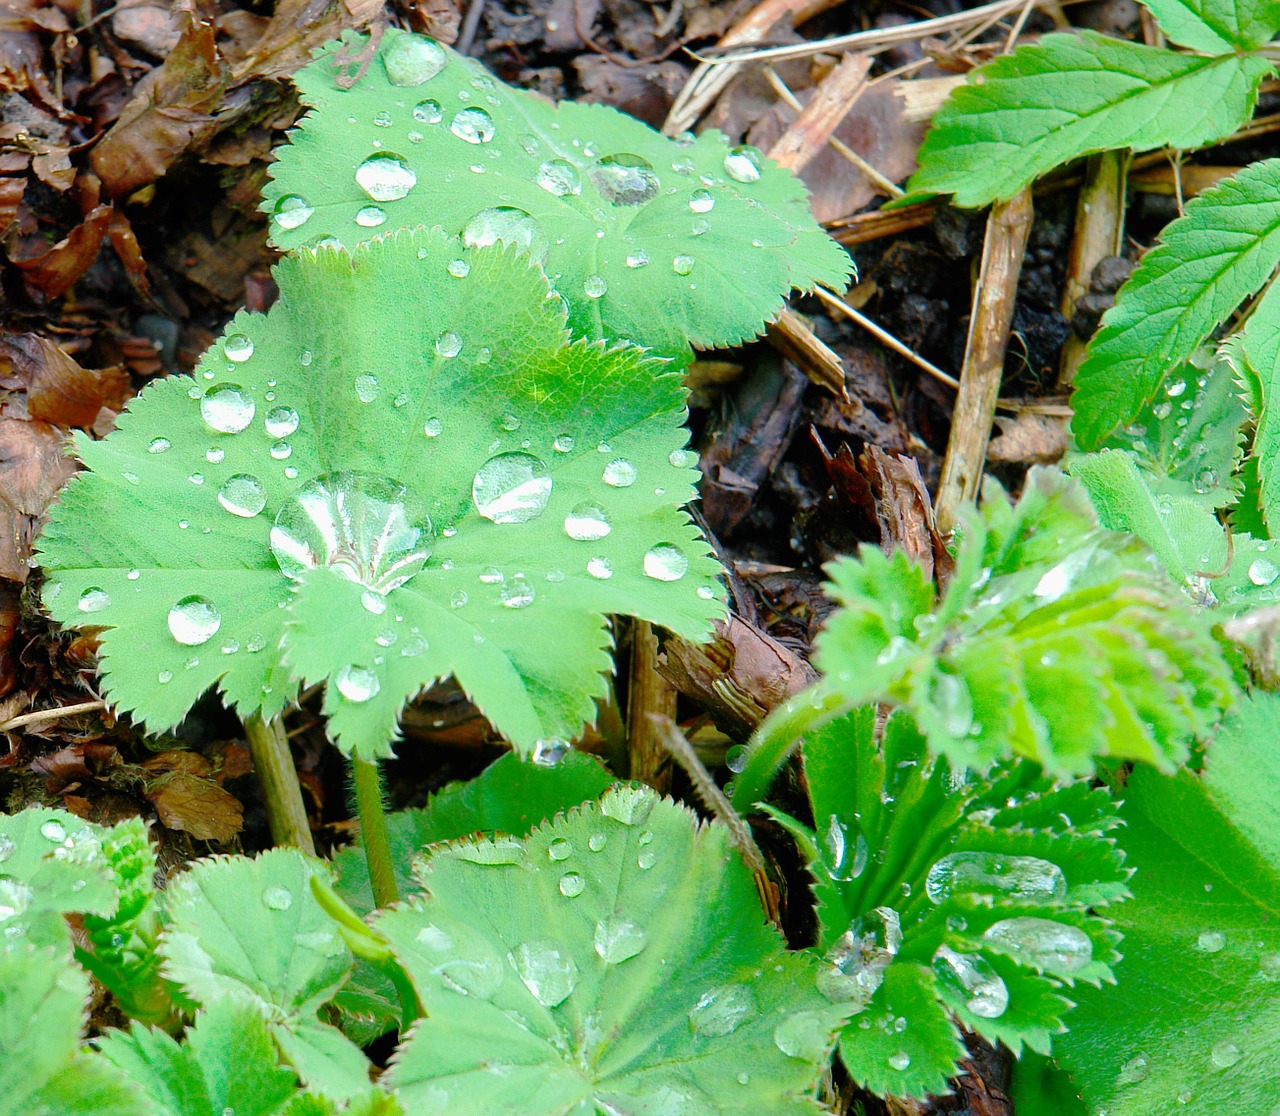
[904,31,1270,209]
[744,469,1235,786]
[0,946,144,1116]
[1053,693,1280,1113]
[38,229,724,756]
[0,807,116,951]
[764,708,1126,1099]
[1073,159,1280,449]
[160,849,367,1097]
[1223,272,1280,526]
[265,30,850,362]
[96,1001,299,1116]
[1136,0,1280,52]
[376,785,845,1114]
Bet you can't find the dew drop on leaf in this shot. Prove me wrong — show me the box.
[272,194,314,230]
[558,872,585,897]
[689,984,756,1036]
[450,107,495,144]
[158,670,173,683]
[224,334,254,362]
[1195,929,1226,953]
[774,1010,831,1060]
[451,590,469,607]
[512,941,578,1006]
[583,274,607,299]
[926,850,1067,905]
[643,543,687,581]
[982,916,1093,972]
[356,152,416,202]
[672,255,694,276]
[691,218,710,236]
[637,851,656,869]
[603,458,637,487]
[335,664,380,703]
[587,557,613,579]
[446,259,470,278]
[436,330,463,358]
[424,417,443,437]
[888,1051,911,1072]
[221,638,240,654]
[472,452,552,523]
[501,575,535,608]
[1117,1053,1151,1085]
[589,154,660,206]
[534,159,582,196]
[1248,558,1278,585]
[439,954,504,998]
[168,595,221,645]
[217,474,267,518]
[262,885,293,911]
[356,206,387,227]
[565,503,610,541]
[78,587,111,613]
[625,251,650,269]
[355,374,380,402]
[724,145,762,182]
[553,434,575,453]
[462,207,548,261]
[40,820,66,842]
[383,33,446,86]
[265,406,299,438]
[1210,1040,1242,1068]
[932,945,1009,1018]
[270,441,292,460]
[547,838,572,861]
[587,833,606,852]
[201,384,255,434]
[148,437,171,453]
[689,189,714,213]
[414,99,443,123]
[361,590,387,615]
[594,917,648,963]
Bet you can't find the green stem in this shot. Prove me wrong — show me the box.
[244,712,315,854]
[352,755,399,909]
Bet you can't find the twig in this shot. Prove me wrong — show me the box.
[766,309,847,396]
[626,621,677,791]
[815,286,960,390]
[935,187,1035,530]
[455,0,487,55]
[0,700,105,733]
[244,712,316,854]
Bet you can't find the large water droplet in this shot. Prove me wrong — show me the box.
[335,664,380,703]
[462,207,548,261]
[689,984,756,1036]
[822,814,868,883]
[643,543,687,581]
[982,917,1093,973]
[273,195,314,230]
[270,472,433,593]
[78,587,111,613]
[201,384,255,433]
[535,159,582,196]
[603,458,636,487]
[594,917,648,964]
[168,595,221,646]
[565,503,610,541]
[932,945,1009,1018]
[356,152,416,202]
[512,941,578,1007]
[472,452,552,524]
[218,474,266,518]
[589,154,660,206]
[436,330,462,358]
[262,885,293,911]
[724,145,762,183]
[501,575,535,608]
[450,107,495,144]
[926,850,1067,905]
[773,1010,832,1060]
[383,33,446,86]
[1248,557,1279,586]
[224,334,254,362]
[265,406,299,438]
[888,1051,911,1072]
[816,908,901,1005]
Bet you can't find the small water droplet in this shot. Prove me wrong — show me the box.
[1196,929,1226,953]
[672,255,694,275]
[218,473,266,518]
[589,153,660,205]
[583,274,607,299]
[1210,1040,1242,1068]
[564,502,610,541]
[558,872,585,897]
[356,152,416,202]
[335,664,380,703]
[587,833,607,852]
[158,669,173,683]
[414,98,443,123]
[603,458,636,487]
[932,945,1009,1018]
[643,543,687,581]
[450,107,495,144]
[637,850,656,869]
[356,205,387,227]
[625,250,650,269]
[148,437,171,453]
[40,820,67,842]
[168,595,221,645]
[724,145,762,182]
[887,1051,911,1072]
[725,745,747,773]
[512,941,578,1006]
[451,590,469,608]
[265,406,299,438]
[462,206,548,261]
[273,195,314,230]
[224,334,254,362]
[535,159,582,196]
[78,587,111,613]
[501,575,535,608]
[691,217,710,236]
[383,33,446,85]
[594,917,648,963]
[201,384,255,433]
[689,189,714,213]
[472,452,552,523]
[1248,557,1279,586]
[126,569,140,581]
[552,434,575,454]
[689,984,756,1036]
[354,374,380,403]
[1118,1053,1150,1085]
[587,557,612,579]
[221,638,240,654]
[262,885,293,911]
[434,330,462,358]
[547,838,572,861]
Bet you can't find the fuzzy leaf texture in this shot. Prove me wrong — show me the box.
[1051,693,1280,1114]
[903,31,1270,209]
[734,469,1237,801]
[37,229,724,757]
[263,29,851,360]
[764,707,1127,1099]
[1135,0,1280,52]
[1073,158,1280,449]
[375,785,847,1114]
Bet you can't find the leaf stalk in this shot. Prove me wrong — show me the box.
[352,755,400,908]
[244,712,315,854]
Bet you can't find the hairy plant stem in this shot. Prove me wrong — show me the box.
[243,712,314,854]
[352,756,399,908]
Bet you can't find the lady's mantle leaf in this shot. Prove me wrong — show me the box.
[38,229,724,756]
[1073,159,1280,449]
[264,29,851,360]
[376,785,846,1114]
[1053,693,1280,1114]
[905,32,1269,209]
[767,708,1126,1099]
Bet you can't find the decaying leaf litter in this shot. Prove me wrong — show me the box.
[3,0,1277,1109]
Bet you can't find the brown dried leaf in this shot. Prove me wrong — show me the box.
[0,175,25,232]
[231,0,384,85]
[112,0,183,57]
[30,743,122,790]
[145,770,243,842]
[0,416,76,581]
[1,333,131,428]
[30,144,74,191]
[10,203,112,299]
[986,412,1069,465]
[141,750,212,777]
[0,581,17,698]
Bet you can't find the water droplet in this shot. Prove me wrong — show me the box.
[1248,557,1279,586]
[78,587,111,613]
[603,458,636,487]
[672,255,694,275]
[926,850,1067,905]
[1152,401,1173,419]
[356,205,387,227]
[535,159,582,196]
[1167,377,1188,397]
[512,941,578,1006]
[982,917,1093,973]
[643,543,687,581]
[158,669,173,683]
[201,384,255,433]
[623,250,650,269]
[148,437,171,453]
[0,836,13,863]
[265,406,299,438]
[547,838,572,861]
[335,664,380,703]
[450,107,495,144]
[224,334,254,362]
[478,567,504,584]
[689,984,756,1036]
[501,575,535,608]
[725,745,748,773]
[424,416,443,437]
[262,885,293,911]
[221,638,240,654]
[273,195,314,230]
[271,472,433,593]
[126,569,140,581]
[414,98,443,124]
[356,152,416,202]
[587,833,607,852]
[553,434,575,453]
[689,189,714,213]
[434,330,462,358]
[594,917,647,963]
[583,274,607,299]
[558,872,585,897]
[589,153,660,205]
[451,590,469,608]
[564,502,610,541]
[1118,1053,1150,1085]
[636,850,656,869]
[1210,1040,1242,1068]
[438,953,504,998]
[40,820,67,842]
[383,33,446,85]
[168,596,221,645]
[462,207,548,261]
[217,473,266,518]
[472,452,552,523]
[1195,929,1226,953]
[587,557,612,579]
[932,945,1009,1018]
[724,145,762,182]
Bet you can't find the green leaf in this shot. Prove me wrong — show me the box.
[0,808,116,951]
[1006,1053,1088,1116]
[376,785,844,1114]
[1052,693,1280,1113]
[1072,159,1280,449]
[776,708,1126,1099]
[38,229,724,755]
[904,32,1270,209]
[1223,272,1280,527]
[96,1001,299,1116]
[160,849,366,1096]
[265,30,850,361]
[1136,0,1280,51]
